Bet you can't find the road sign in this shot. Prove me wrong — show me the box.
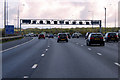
[5,25,14,34]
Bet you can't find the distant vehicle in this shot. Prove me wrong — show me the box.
[86,33,105,46]
[85,32,91,39]
[117,32,120,40]
[75,32,82,37]
[72,33,79,38]
[57,33,68,42]
[66,33,71,39]
[38,34,45,39]
[105,32,119,42]
[48,34,54,38]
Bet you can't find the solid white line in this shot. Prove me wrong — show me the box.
[0,38,35,53]
[32,64,38,69]
[97,53,102,56]
[114,62,120,67]
[88,48,91,50]
[24,76,29,78]
[41,54,45,57]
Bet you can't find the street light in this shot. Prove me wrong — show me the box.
[88,11,94,32]
[104,7,106,34]
[18,3,25,35]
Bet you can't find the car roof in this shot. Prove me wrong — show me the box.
[107,32,117,33]
[58,33,67,34]
[90,33,102,35]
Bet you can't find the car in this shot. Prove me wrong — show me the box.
[66,33,71,39]
[85,32,91,39]
[48,34,54,38]
[86,33,105,46]
[38,34,45,39]
[72,33,79,38]
[57,33,68,42]
[116,32,120,40]
[105,32,119,42]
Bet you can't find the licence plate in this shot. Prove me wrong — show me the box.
[61,39,65,40]
[95,38,100,40]
[111,38,115,40]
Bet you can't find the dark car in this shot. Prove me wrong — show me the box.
[85,32,91,39]
[66,33,71,39]
[57,33,68,42]
[72,33,79,38]
[48,34,54,38]
[86,33,105,46]
[38,34,45,39]
[105,32,119,42]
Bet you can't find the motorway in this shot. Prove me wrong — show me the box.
[1,37,119,78]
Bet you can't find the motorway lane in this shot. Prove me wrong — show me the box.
[2,37,49,78]
[70,38,118,63]
[31,38,118,78]
[2,37,119,78]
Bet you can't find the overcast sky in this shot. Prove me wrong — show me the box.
[0,0,120,29]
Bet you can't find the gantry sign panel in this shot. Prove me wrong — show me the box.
[20,19,101,25]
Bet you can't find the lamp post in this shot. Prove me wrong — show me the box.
[104,7,106,34]
[18,3,25,35]
[4,0,6,36]
[88,11,94,32]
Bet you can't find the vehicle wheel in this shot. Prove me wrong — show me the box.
[66,40,68,42]
[86,41,89,46]
[106,39,108,42]
[101,42,105,46]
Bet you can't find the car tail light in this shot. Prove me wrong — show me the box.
[115,35,119,38]
[58,36,60,38]
[100,37,103,39]
[108,35,110,37]
[90,37,94,39]
[66,36,68,38]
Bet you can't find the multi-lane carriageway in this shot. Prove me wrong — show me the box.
[1,37,120,79]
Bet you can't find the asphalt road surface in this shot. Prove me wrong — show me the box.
[1,37,119,79]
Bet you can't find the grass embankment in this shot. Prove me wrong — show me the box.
[0,37,24,44]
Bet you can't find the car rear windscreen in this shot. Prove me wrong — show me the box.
[59,34,67,37]
[108,33,116,36]
[91,34,102,37]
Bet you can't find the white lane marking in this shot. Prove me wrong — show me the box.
[48,46,50,48]
[32,64,38,69]
[46,49,48,51]
[41,54,45,57]
[76,43,79,44]
[97,53,102,56]
[24,76,29,78]
[114,62,120,67]
[81,45,83,46]
[88,48,91,50]
[0,38,35,53]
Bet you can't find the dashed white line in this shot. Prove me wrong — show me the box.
[41,54,45,57]
[32,64,38,69]
[46,49,48,51]
[76,43,79,45]
[48,46,50,48]
[97,53,102,56]
[0,38,35,53]
[81,45,83,46]
[114,62,120,67]
[24,76,29,78]
[88,48,91,50]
